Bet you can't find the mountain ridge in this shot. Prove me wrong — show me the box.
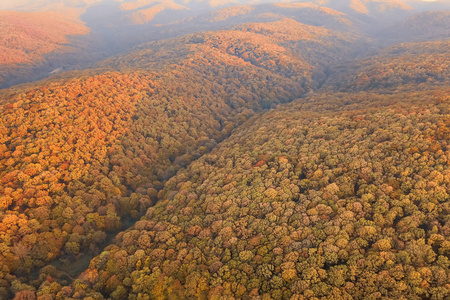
[0,0,445,89]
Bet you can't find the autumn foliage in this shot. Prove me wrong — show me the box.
[0,6,449,300]
[0,18,361,298]
[71,88,450,299]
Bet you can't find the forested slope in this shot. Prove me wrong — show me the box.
[36,21,450,298]
[192,1,358,31]
[325,40,450,92]
[0,1,362,89]
[55,87,450,299]
[378,11,450,44]
[1,2,449,299]
[0,19,360,299]
[0,0,446,89]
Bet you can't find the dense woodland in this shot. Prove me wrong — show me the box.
[65,88,450,299]
[0,19,361,298]
[0,0,449,299]
[325,40,450,92]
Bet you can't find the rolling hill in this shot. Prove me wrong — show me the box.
[0,0,442,89]
[0,1,362,89]
[0,17,364,298]
[378,11,450,44]
[0,1,449,299]
[325,40,450,92]
[0,11,89,88]
[64,87,450,299]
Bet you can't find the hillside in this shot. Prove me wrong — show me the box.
[50,87,450,299]
[281,0,412,15]
[84,1,362,50]
[377,11,450,44]
[0,1,363,89]
[0,11,89,88]
[45,25,448,298]
[193,2,360,32]
[404,0,450,10]
[118,0,189,25]
[325,40,450,92]
[0,1,449,299]
[0,19,362,299]
[98,18,361,87]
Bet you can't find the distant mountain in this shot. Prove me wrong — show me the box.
[246,0,415,26]
[0,11,89,88]
[1,0,447,93]
[196,2,359,31]
[4,0,447,29]
[119,0,189,25]
[0,0,103,21]
[404,0,450,10]
[0,0,419,27]
[0,0,102,11]
[79,1,361,34]
[300,0,413,15]
[0,1,367,88]
[378,11,450,44]
[2,0,443,89]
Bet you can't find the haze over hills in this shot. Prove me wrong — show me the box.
[0,0,448,89]
[0,11,88,65]
[3,0,448,18]
[0,0,449,299]
[1,0,447,27]
[377,11,450,44]
[2,0,448,11]
[0,11,90,88]
[0,0,366,89]
[404,0,450,10]
[270,0,413,18]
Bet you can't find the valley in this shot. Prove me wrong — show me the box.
[0,0,449,299]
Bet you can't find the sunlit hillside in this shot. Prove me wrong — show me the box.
[69,87,450,299]
[0,18,366,298]
[0,0,449,299]
[1,0,445,89]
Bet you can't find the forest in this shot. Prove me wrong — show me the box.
[0,0,449,299]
